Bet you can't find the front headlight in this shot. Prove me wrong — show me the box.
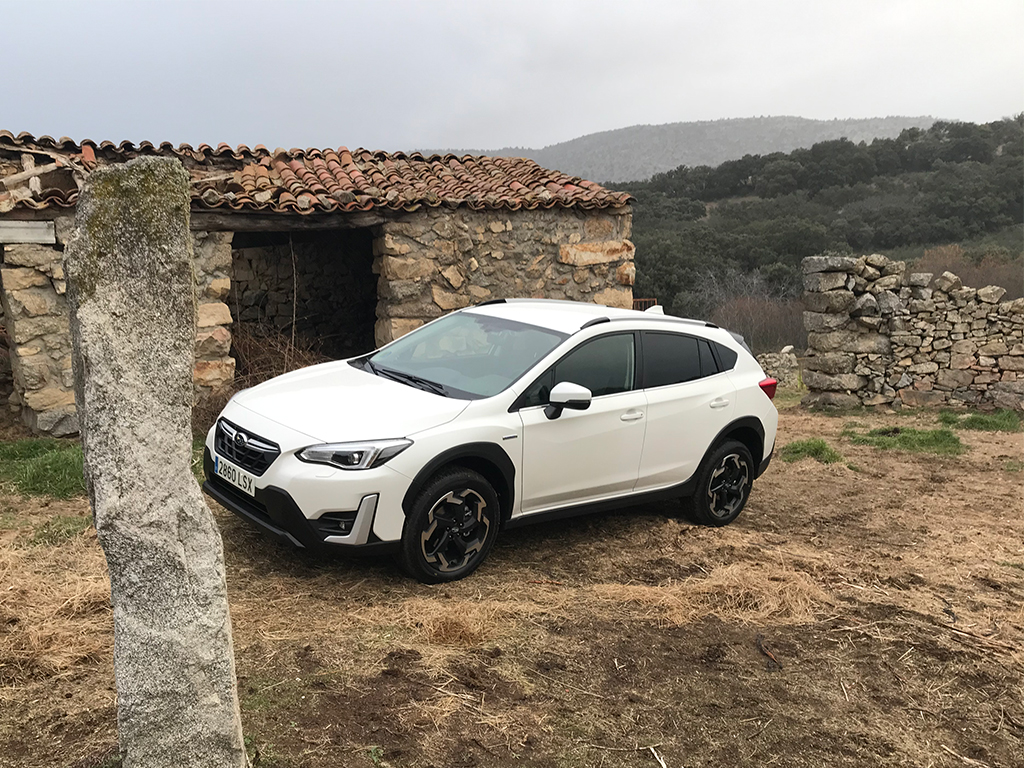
[297,439,413,470]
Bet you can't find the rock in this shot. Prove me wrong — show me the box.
[558,239,634,266]
[803,271,848,292]
[999,356,1024,372]
[905,272,932,287]
[937,369,974,388]
[803,311,850,332]
[933,271,962,292]
[380,255,435,280]
[431,285,471,310]
[197,301,232,328]
[803,352,856,375]
[860,264,881,280]
[950,287,977,303]
[862,393,893,406]
[870,274,902,292]
[616,262,636,286]
[977,285,1007,304]
[193,359,236,389]
[979,341,1009,356]
[3,243,61,270]
[802,391,861,409]
[594,286,633,309]
[780,345,794,354]
[802,254,859,273]
[802,370,866,391]
[909,361,939,375]
[195,327,232,358]
[205,277,231,300]
[865,253,889,268]
[850,292,879,317]
[899,390,946,407]
[803,289,855,313]
[875,290,904,316]
[63,156,247,768]
[0,266,50,291]
[881,260,906,277]
[440,264,464,290]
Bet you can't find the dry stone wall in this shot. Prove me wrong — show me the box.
[231,229,377,359]
[802,253,1023,410]
[0,226,235,435]
[373,206,634,344]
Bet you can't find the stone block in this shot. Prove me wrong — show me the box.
[10,314,66,343]
[197,302,232,328]
[431,285,471,311]
[802,254,858,273]
[803,352,856,375]
[850,292,879,317]
[206,277,231,300]
[881,260,906,277]
[374,317,424,345]
[195,327,232,359]
[979,341,1009,356]
[950,287,977,303]
[865,253,889,268]
[584,217,616,240]
[29,406,79,437]
[999,356,1024,372]
[803,289,855,313]
[616,262,636,286]
[467,285,491,300]
[0,266,49,291]
[440,265,464,290]
[977,285,1007,304]
[934,271,962,292]
[870,274,902,292]
[906,272,932,287]
[193,359,236,389]
[803,311,850,332]
[23,386,76,410]
[3,243,61,270]
[8,287,61,318]
[381,255,436,280]
[803,271,847,292]
[594,286,633,309]
[875,290,904,315]
[802,391,861,409]
[558,239,634,267]
[802,370,866,392]
[900,390,946,407]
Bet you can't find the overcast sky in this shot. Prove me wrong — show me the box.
[4,0,1021,151]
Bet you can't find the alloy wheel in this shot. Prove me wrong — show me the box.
[706,453,750,519]
[419,488,491,574]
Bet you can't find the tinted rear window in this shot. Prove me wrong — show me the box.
[642,332,701,388]
[714,342,739,371]
[698,339,719,376]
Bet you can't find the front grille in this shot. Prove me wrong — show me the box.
[215,419,280,476]
[209,474,272,522]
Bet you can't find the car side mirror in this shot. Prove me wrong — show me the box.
[545,381,592,420]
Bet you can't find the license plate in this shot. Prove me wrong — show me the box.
[214,454,255,497]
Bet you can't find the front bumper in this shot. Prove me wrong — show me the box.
[202,448,399,555]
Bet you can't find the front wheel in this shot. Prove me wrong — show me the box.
[398,467,500,583]
[685,439,754,527]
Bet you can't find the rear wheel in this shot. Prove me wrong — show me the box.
[399,467,499,583]
[685,439,754,526]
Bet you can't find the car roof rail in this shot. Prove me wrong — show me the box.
[474,298,507,306]
[580,317,610,328]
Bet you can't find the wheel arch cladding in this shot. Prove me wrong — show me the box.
[402,443,516,524]
[711,417,764,468]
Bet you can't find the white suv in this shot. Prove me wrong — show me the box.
[203,299,779,582]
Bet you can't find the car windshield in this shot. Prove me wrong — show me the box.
[365,311,568,399]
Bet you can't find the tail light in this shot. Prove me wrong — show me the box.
[759,377,778,400]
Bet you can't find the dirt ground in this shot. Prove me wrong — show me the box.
[1,400,1022,768]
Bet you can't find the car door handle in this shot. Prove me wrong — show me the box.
[620,410,645,422]
[710,398,730,409]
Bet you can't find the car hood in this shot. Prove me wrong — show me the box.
[230,361,470,443]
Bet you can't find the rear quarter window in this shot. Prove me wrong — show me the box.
[642,332,701,388]
[713,342,739,371]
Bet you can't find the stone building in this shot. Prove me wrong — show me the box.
[0,132,635,435]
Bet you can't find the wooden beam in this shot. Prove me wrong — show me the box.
[0,220,56,244]
[189,210,387,232]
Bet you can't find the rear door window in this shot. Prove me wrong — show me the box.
[641,332,701,388]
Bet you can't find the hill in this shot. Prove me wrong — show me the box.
[434,116,936,182]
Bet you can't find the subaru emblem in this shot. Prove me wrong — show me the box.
[234,431,248,448]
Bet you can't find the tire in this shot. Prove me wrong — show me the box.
[398,467,500,583]
[685,439,754,527]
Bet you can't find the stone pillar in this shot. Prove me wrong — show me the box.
[64,156,247,768]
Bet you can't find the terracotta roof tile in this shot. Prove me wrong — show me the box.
[0,131,632,215]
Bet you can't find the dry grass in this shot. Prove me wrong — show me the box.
[0,518,110,685]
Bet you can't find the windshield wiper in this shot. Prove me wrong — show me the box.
[374,366,449,397]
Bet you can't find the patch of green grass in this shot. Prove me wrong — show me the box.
[0,439,86,498]
[842,425,966,455]
[30,514,92,545]
[939,408,1022,432]
[780,438,844,464]
[1004,459,1024,473]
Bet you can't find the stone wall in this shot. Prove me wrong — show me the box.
[373,206,634,344]
[0,228,235,435]
[231,229,377,359]
[756,346,800,388]
[802,253,1023,410]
